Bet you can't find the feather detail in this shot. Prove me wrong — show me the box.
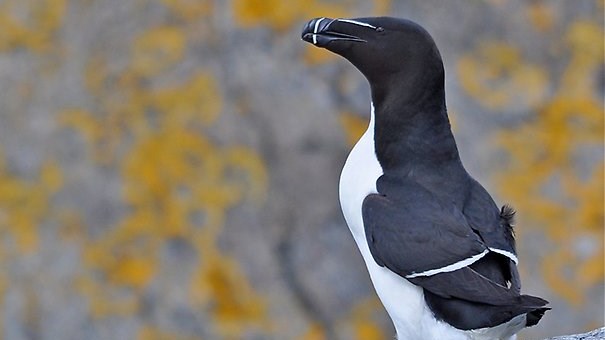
[500,204,516,229]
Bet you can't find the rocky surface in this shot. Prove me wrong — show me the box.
[544,327,605,340]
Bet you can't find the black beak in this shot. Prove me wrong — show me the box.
[301,17,366,47]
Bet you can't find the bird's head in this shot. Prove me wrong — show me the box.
[302,17,444,100]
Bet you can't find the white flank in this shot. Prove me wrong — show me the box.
[489,248,519,265]
[312,17,325,45]
[336,18,377,29]
[405,249,489,278]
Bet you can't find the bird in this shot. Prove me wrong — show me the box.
[301,17,549,340]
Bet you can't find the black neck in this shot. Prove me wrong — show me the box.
[370,77,462,174]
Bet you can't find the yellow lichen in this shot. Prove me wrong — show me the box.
[160,0,213,21]
[373,0,391,15]
[233,0,304,31]
[0,0,66,52]
[107,255,157,289]
[355,321,384,340]
[191,257,267,333]
[303,47,339,65]
[338,296,387,340]
[0,152,62,253]
[233,0,388,34]
[528,2,555,32]
[132,26,186,77]
[297,323,326,340]
[457,42,548,110]
[339,112,368,146]
[137,325,199,340]
[148,72,223,127]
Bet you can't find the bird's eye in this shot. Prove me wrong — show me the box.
[376,27,384,32]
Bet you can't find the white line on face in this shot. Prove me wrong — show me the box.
[336,18,377,30]
[312,17,325,45]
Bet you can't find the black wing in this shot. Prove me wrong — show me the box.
[362,180,549,329]
[362,180,528,305]
[362,180,487,278]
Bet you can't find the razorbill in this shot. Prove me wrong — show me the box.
[301,17,549,340]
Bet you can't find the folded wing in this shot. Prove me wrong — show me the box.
[362,181,549,329]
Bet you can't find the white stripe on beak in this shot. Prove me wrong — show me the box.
[312,17,325,45]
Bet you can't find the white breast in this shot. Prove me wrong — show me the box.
[338,104,475,340]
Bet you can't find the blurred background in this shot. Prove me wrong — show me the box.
[0,0,603,339]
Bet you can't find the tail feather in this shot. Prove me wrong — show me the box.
[526,307,550,327]
[517,294,549,308]
[424,290,550,330]
[518,294,550,327]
